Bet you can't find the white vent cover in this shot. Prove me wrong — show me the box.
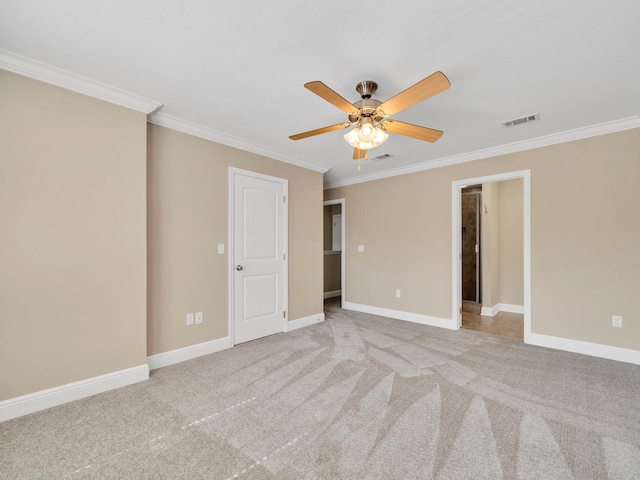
[501,113,541,128]
[371,153,393,161]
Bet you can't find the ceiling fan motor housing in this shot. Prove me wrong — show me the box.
[349,81,385,123]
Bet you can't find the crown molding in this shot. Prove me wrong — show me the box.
[148,112,329,174]
[0,49,163,114]
[323,116,640,190]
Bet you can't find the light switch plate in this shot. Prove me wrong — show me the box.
[218,244,224,254]
[186,313,194,326]
[358,245,364,252]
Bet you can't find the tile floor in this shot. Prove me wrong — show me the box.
[462,310,524,340]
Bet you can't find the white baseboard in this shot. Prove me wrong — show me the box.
[498,303,524,314]
[528,333,640,366]
[481,303,524,317]
[147,337,232,371]
[285,313,325,332]
[343,302,456,330]
[480,306,495,316]
[323,289,342,299]
[0,364,149,423]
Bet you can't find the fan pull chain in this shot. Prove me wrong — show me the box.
[357,151,368,172]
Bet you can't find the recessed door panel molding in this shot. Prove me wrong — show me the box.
[243,274,277,321]
[230,168,287,345]
[243,187,277,260]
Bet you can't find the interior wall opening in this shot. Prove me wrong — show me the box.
[461,185,482,314]
[323,199,345,308]
[458,178,526,341]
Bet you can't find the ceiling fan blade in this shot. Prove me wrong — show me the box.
[378,71,450,117]
[304,81,359,114]
[289,123,350,140]
[382,120,443,142]
[353,148,368,160]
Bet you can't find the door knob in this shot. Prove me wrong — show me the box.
[236,265,243,271]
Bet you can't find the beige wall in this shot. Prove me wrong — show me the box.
[323,254,341,292]
[325,128,640,351]
[0,71,148,401]
[497,179,524,306]
[481,179,524,308]
[147,124,323,356]
[481,182,500,309]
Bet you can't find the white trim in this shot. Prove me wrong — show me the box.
[452,170,531,340]
[0,364,149,423]
[529,333,640,366]
[496,303,524,315]
[147,337,232,371]
[228,168,288,346]
[324,116,640,190]
[481,306,498,317]
[323,289,342,299]
[149,113,328,174]
[343,302,456,330]
[323,199,346,308]
[481,303,524,317]
[285,313,325,332]
[452,184,462,329]
[0,49,162,114]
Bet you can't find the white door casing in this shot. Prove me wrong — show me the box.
[230,168,287,345]
[451,170,531,341]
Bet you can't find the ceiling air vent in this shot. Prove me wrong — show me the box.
[501,113,540,129]
[371,153,393,161]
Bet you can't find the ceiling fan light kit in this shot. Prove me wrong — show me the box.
[290,71,450,171]
[343,121,389,150]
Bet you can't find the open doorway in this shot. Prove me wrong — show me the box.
[323,199,345,308]
[452,170,531,343]
[461,185,482,314]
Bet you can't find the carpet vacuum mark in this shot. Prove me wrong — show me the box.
[1,301,640,479]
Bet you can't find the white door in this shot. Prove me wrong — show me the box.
[231,169,287,344]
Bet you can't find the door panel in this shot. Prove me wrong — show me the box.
[243,274,277,320]
[232,171,286,344]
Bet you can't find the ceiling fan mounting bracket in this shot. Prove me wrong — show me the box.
[355,80,378,99]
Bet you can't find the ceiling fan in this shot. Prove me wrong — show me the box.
[289,71,451,167]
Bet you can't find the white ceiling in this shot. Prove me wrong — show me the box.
[1,1,639,188]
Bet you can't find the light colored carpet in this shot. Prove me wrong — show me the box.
[2,298,640,479]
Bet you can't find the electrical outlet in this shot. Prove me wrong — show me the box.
[612,315,622,328]
[396,290,401,298]
[358,245,364,252]
[195,312,203,325]
[186,313,194,326]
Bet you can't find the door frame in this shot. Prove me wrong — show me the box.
[323,198,345,308]
[451,170,531,342]
[461,187,482,306]
[228,167,288,346]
